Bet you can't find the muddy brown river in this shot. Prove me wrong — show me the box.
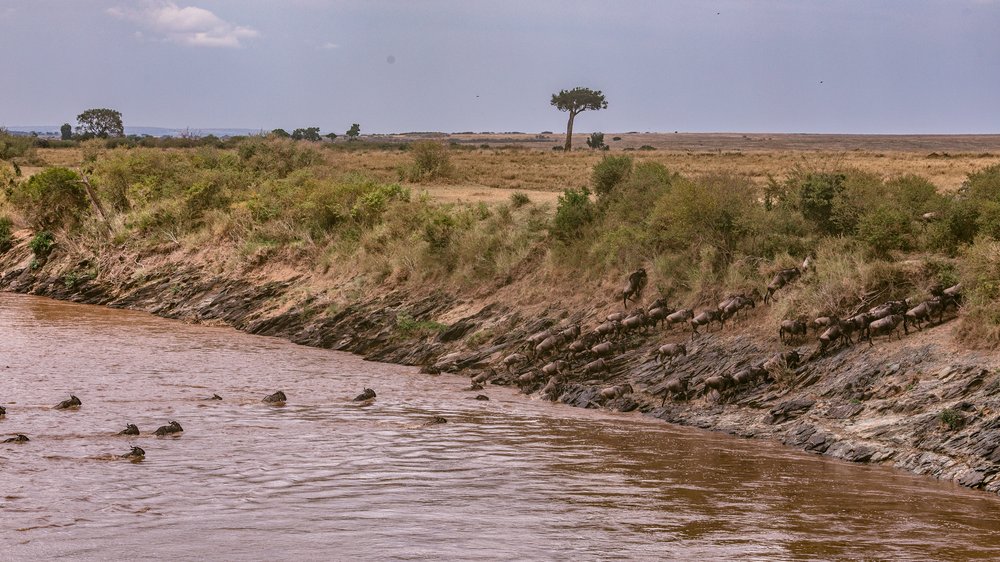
[3,293,1000,560]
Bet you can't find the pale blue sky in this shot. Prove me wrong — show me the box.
[1,0,998,133]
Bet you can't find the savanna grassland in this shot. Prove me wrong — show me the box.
[2,131,1000,348]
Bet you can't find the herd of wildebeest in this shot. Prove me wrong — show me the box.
[495,256,964,407]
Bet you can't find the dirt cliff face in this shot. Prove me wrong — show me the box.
[2,237,998,494]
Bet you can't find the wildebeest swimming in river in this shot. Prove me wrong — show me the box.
[262,390,287,405]
[120,446,145,461]
[154,421,183,436]
[118,423,139,436]
[4,434,30,443]
[55,395,82,410]
[353,388,376,402]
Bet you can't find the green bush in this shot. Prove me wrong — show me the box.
[404,141,453,182]
[650,173,757,258]
[590,155,633,197]
[10,167,88,230]
[956,237,1000,347]
[510,191,530,208]
[29,230,55,259]
[796,172,846,234]
[551,187,595,242]
[0,215,13,251]
[0,130,35,160]
[856,206,913,258]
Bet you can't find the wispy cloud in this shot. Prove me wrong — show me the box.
[108,1,259,48]
[319,42,339,50]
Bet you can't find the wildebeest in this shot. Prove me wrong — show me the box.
[154,421,183,436]
[906,299,944,330]
[540,375,562,400]
[817,323,850,354]
[867,314,906,346]
[55,395,82,410]
[501,352,528,372]
[690,310,724,336]
[764,267,801,304]
[120,446,145,461]
[599,383,633,402]
[763,350,800,372]
[779,319,807,343]
[541,360,568,377]
[801,253,815,273]
[353,388,376,402]
[646,297,670,313]
[557,325,581,341]
[810,315,839,333]
[622,268,648,308]
[665,308,694,328]
[3,434,29,443]
[655,343,687,364]
[620,311,648,335]
[719,295,755,320]
[843,312,874,342]
[594,320,621,340]
[517,372,537,387]
[646,306,673,329]
[263,390,287,404]
[703,374,735,397]
[534,334,564,358]
[0,405,6,418]
[118,423,139,436]
[525,328,554,349]
[581,358,611,376]
[589,341,620,359]
[660,377,689,405]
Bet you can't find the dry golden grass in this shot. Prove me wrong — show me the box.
[30,133,1000,205]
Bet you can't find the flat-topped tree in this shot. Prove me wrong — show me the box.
[551,87,607,151]
[76,108,124,138]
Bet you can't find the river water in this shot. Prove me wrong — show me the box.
[3,293,1000,560]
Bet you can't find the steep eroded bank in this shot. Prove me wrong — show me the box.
[2,234,999,495]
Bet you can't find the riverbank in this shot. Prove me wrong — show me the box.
[3,228,999,495]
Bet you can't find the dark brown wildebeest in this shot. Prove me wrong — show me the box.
[582,358,611,376]
[594,320,621,340]
[154,421,183,436]
[690,310,725,336]
[661,377,689,405]
[779,319,807,343]
[817,323,851,355]
[764,267,801,304]
[541,360,568,377]
[867,314,906,346]
[55,395,82,410]
[620,311,648,335]
[810,315,839,333]
[534,334,563,358]
[589,341,619,359]
[906,299,945,330]
[501,352,528,372]
[703,374,735,397]
[720,295,755,320]
[655,343,687,364]
[646,306,673,329]
[665,308,694,328]
[599,383,633,402]
[622,268,648,308]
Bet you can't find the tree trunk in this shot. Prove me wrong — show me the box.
[564,111,577,151]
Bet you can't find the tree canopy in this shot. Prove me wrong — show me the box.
[346,123,361,141]
[551,87,607,151]
[292,127,321,141]
[76,108,124,138]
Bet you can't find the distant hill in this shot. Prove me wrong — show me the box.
[3,125,263,138]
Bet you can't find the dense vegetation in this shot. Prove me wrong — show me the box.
[0,138,998,347]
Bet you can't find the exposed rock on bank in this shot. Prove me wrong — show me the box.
[2,237,999,495]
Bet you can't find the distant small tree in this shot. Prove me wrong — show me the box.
[551,87,607,151]
[586,132,606,150]
[291,127,321,141]
[271,128,291,138]
[60,123,72,141]
[324,132,337,141]
[346,123,361,141]
[76,108,124,138]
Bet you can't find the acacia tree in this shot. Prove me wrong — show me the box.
[551,87,607,151]
[76,108,124,138]
[346,123,361,141]
[60,123,72,141]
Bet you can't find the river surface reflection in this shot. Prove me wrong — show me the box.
[3,293,1000,560]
